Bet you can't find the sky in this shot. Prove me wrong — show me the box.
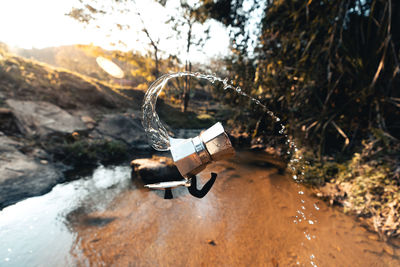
[0,0,231,63]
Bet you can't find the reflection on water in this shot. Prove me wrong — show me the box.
[0,165,132,267]
[0,152,399,266]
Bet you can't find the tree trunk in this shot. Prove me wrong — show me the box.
[182,22,193,113]
[154,47,160,78]
[182,61,192,113]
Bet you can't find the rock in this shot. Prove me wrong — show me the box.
[0,134,63,209]
[207,240,217,246]
[81,116,96,124]
[94,113,148,148]
[131,156,182,185]
[28,148,49,160]
[81,116,96,129]
[6,100,87,138]
[0,107,11,115]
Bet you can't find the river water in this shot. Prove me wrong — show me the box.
[0,151,398,266]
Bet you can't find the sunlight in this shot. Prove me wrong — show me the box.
[0,0,91,48]
[0,0,230,63]
[96,56,124,78]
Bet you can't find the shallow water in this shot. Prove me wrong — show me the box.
[0,151,398,266]
[0,165,132,267]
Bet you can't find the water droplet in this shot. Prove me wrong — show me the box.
[7,248,11,252]
[308,220,314,225]
[298,191,304,195]
[4,258,10,262]
[304,232,312,240]
[310,254,315,260]
[314,203,320,210]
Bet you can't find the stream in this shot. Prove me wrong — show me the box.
[0,151,398,266]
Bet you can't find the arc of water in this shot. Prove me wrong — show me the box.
[142,72,280,151]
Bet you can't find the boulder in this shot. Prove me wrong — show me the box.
[0,133,63,209]
[131,156,182,185]
[93,113,148,149]
[81,115,96,129]
[6,99,87,137]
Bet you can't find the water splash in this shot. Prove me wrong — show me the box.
[142,72,318,265]
[142,72,282,151]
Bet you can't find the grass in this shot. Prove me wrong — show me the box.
[0,51,131,111]
[297,133,400,239]
[158,100,216,129]
[55,139,129,167]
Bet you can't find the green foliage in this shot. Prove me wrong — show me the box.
[337,152,395,216]
[158,100,216,129]
[204,0,400,161]
[256,0,400,157]
[60,139,128,166]
[299,134,400,237]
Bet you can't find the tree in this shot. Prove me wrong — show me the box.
[192,0,400,158]
[162,0,210,112]
[67,0,166,79]
[134,5,162,78]
[68,0,215,110]
[256,0,400,157]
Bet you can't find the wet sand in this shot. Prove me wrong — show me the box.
[69,152,399,266]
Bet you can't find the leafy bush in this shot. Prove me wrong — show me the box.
[59,139,128,166]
